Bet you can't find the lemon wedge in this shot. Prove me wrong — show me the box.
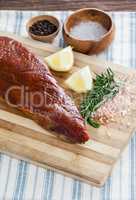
[44,46,74,72]
[65,66,93,93]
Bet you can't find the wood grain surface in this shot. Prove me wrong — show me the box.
[0,0,136,11]
[0,32,135,186]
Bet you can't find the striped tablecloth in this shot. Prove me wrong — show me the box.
[0,10,136,200]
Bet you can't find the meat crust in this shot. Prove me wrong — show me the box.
[0,36,90,143]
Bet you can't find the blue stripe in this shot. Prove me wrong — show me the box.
[72,180,81,200]
[43,170,54,200]
[13,161,28,200]
[18,12,23,35]
[32,167,38,199]
[14,12,19,34]
[47,170,54,200]
[59,11,68,48]
[16,12,23,35]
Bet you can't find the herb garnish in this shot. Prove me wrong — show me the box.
[80,68,120,128]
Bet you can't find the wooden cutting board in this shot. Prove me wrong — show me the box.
[0,32,136,187]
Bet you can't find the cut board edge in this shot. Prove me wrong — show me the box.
[0,127,112,187]
[0,149,109,187]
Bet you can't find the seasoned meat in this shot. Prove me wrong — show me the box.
[0,36,90,143]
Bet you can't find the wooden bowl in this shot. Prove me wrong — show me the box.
[63,8,115,54]
[26,15,60,43]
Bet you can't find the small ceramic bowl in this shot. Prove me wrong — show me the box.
[26,15,60,43]
[63,8,115,54]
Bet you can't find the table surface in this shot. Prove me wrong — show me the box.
[0,0,136,11]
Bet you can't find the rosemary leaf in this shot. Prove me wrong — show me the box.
[80,68,120,128]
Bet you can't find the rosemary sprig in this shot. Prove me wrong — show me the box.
[80,68,120,128]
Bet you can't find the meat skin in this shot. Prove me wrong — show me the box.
[0,36,90,143]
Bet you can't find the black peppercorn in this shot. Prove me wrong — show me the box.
[29,20,57,36]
